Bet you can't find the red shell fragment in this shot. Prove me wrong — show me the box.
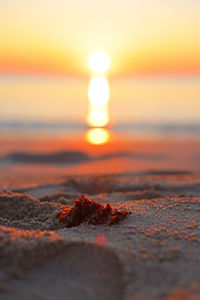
[58,195,131,228]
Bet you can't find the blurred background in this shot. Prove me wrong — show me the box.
[0,0,200,143]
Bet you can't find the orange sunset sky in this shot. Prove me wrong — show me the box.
[0,0,200,77]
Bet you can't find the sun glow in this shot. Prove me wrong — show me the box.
[88,51,111,74]
[86,128,110,145]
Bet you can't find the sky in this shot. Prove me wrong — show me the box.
[0,1,199,127]
[0,0,200,77]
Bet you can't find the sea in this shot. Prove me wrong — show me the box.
[0,74,199,139]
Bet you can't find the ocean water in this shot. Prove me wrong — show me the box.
[0,121,200,140]
[0,75,199,139]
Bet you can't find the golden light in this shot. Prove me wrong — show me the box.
[86,128,110,145]
[88,51,111,74]
[86,108,109,127]
[88,76,110,107]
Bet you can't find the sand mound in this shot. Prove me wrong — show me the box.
[0,235,124,300]
[0,191,63,230]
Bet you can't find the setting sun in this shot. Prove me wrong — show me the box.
[88,52,111,74]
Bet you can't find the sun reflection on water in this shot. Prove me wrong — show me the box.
[86,107,109,127]
[88,76,110,107]
[86,52,111,145]
[86,128,110,145]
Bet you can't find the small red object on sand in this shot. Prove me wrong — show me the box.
[58,195,131,228]
[95,234,108,245]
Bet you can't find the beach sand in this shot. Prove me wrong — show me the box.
[0,136,200,300]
